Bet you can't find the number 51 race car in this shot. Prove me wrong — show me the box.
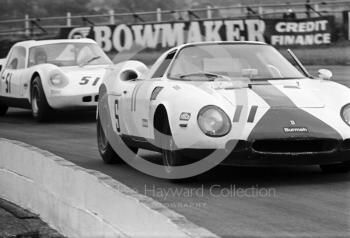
[97,41,350,179]
[0,39,112,121]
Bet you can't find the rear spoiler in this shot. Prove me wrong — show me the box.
[287,49,313,79]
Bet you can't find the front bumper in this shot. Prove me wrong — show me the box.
[46,93,99,109]
[182,138,350,166]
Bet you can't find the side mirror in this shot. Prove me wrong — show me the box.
[318,69,332,80]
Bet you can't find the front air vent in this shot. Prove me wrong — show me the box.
[342,139,350,150]
[82,96,92,102]
[252,139,338,153]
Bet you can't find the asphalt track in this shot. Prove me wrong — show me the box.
[0,66,350,237]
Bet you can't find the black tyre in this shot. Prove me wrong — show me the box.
[31,76,52,122]
[97,116,124,164]
[160,117,186,174]
[0,103,8,116]
[129,146,139,155]
[320,162,350,174]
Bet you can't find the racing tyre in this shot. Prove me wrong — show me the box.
[128,146,139,155]
[160,117,186,174]
[0,104,8,116]
[97,116,123,164]
[320,162,350,174]
[31,77,52,122]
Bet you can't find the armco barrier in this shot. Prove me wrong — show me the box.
[0,138,218,238]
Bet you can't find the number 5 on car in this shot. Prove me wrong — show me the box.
[97,41,350,177]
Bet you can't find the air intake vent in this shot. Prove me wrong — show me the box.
[252,139,338,153]
[82,96,92,102]
[342,139,350,150]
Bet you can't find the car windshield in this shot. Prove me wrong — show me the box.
[168,44,305,81]
[28,42,112,67]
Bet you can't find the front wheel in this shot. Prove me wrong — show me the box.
[160,118,186,174]
[31,77,52,122]
[320,162,350,173]
[97,116,123,164]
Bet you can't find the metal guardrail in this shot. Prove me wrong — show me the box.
[0,0,349,37]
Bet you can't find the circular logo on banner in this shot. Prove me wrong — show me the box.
[68,27,91,39]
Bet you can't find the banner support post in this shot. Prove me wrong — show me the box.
[239,4,245,16]
[66,12,72,27]
[157,8,162,22]
[24,14,30,37]
[207,5,212,19]
[348,12,350,40]
[109,9,115,25]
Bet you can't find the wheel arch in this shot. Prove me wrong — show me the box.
[97,83,108,119]
[29,72,41,99]
[153,104,170,134]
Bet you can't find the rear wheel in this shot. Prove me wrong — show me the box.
[0,104,8,116]
[320,162,350,173]
[97,116,123,164]
[31,76,52,122]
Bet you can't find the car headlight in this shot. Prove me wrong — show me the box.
[50,73,68,88]
[197,105,231,137]
[341,104,350,126]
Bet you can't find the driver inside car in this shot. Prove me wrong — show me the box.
[34,48,47,65]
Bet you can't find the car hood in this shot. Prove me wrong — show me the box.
[199,79,325,108]
[60,65,109,81]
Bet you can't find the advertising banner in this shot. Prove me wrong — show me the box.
[59,16,335,53]
[265,16,334,46]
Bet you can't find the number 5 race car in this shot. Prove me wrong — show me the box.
[0,39,112,121]
[97,41,350,178]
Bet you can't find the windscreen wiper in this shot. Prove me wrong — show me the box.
[80,56,101,67]
[287,49,313,78]
[250,77,305,81]
[178,72,226,80]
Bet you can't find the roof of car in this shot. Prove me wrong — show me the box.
[182,41,266,46]
[13,38,97,48]
[159,41,267,57]
[164,41,267,53]
[184,41,266,49]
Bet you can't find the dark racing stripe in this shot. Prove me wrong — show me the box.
[233,105,243,122]
[248,81,342,140]
[247,105,258,123]
[251,83,295,108]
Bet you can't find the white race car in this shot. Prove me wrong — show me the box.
[0,39,112,121]
[97,41,350,178]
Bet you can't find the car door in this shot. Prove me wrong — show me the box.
[0,46,27,98]
[132,50,177,138]
[117,79,142,136]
